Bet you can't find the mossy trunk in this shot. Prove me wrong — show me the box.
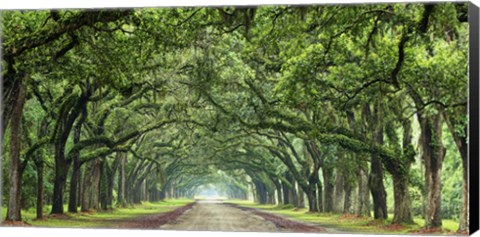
[334,172,344,213]
[420,114,446,228]
[323,167,335,212]
[81,163,93,212]
[356,166,370,217]
[68,108,86,213]
[392,173,413,224]
[368,108,388,220]
[368,155,388,219]
[90,159,103,210]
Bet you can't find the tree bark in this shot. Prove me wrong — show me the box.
[368,104,388,220]
[287,175,298,207]
[117,152,127,207]
[298,185,305,208]
[334,171,344,213]
[392,173,413,224]
[317,181,323,212]
[322,167,335,212]
[77,167,82,208]
[68,158,81,213]
[356,166,370,217]
[81,162,94,212]
[51,93,89,214]
[368,155,388,219]
[273,179,283,205]
[343,179,352,214]
[6,82,26,221]
[35,158,45,219]
[384,119,415,224]
[90,159,103,210]
[51,144,69,214]
[281,180,290,205]
[68,107,86,213]
[106,154,121,208]
[420,113,446,228]
[306,186,318,212]
[100,161,108,210]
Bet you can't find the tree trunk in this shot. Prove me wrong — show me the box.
[273,179,283,205]
[356,166,370,217]
[117,152,127,206]
[68,107,86,213]
[77,167,82,208]
[288,181,298,207]
[81,163,94,212]
[317,181,323,212]
[368,109,388,220]
[6,82,26,221]
[100,162,108,210]
[33,120,49,220]
[35,158,45,219]
[268,190,276,205]
[51,147,70,214]
[368,156,388,219]
[388,119,415,224]
[343,180,352,214]
[281,180,290,205]
[306,186,318,212]
[90,159,103,210]
[420,114,446,228]
[298,185,305,208]
[68,159,81,213]
[106,154,121,208]
[51,94,89,214]
[392,173,413,224]
[323,167,334,212]
[334,171,344,213]
[254,180,267,204]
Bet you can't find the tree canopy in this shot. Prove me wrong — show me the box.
[1,3,470,233]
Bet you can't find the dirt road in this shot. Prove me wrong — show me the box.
[160,200,278,232]
[160,200,327,233]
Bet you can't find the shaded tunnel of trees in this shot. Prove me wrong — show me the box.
[1,3,470,232]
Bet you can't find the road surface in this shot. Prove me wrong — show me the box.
[160,200,278,232]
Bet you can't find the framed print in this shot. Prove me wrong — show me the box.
[1,1,479,236]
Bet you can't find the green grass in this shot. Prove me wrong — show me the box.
[228,200,459,235]
[1,198,193,228]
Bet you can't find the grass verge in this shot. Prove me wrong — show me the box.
[228,200,460,235]
[1,199,193,228]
